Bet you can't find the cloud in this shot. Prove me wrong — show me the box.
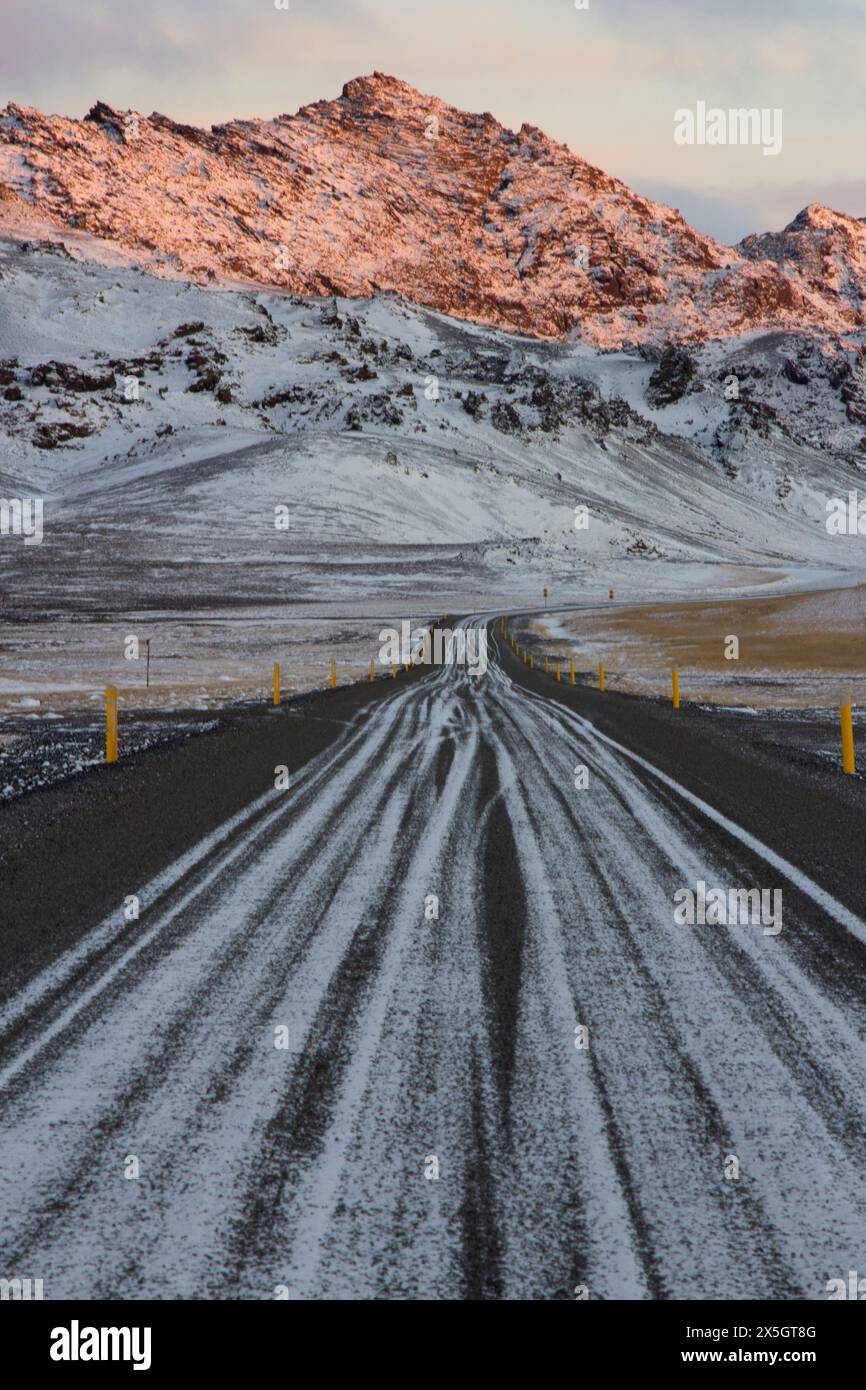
[603,0,862,27]
[0,0,377,114]
[637,178,866,246]
[1,0,862,244]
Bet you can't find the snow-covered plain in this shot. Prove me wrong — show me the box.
[1,236,865,720]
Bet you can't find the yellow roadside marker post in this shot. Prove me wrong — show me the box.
[599,663,605,692]
[545,656,549,674]
[556,662,561,683]
[841,702,855,774]
[370,658,375,683]
[330,657,336,689]
[672,669,680,710]
[273,662,280,706]
[530,655,534,671]
[105,686,118,764]
[570,658,575,687]
[392,661,397,679]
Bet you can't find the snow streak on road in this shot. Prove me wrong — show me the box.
[1,620,865,1300]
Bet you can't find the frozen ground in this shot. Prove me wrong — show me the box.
[1,238,865,726]
[2,619,865,1299]
[0,713,218,802]
[527,583,866,708]
[0,607,427,723]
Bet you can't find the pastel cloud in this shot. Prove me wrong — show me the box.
[1,0,862,242]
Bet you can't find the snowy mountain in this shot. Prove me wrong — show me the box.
[739,205,866,329]
[1,74,864,348]
[2,73,866,693]
[2,229,865,727]
[1,238,864,606]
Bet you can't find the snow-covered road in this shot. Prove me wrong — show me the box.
[1,619,865,1300]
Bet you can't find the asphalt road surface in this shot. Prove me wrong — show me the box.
[1,617,865,1300]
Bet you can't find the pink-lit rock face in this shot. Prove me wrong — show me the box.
[0,73,863,346]
[738,203,866,329]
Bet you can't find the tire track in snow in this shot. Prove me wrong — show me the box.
[2,618,866,1298]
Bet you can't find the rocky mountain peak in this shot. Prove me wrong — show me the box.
[0,77,863,346]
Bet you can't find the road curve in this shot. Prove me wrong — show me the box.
[1,617,865,1300]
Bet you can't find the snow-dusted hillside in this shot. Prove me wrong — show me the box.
[1,75,864,347]
[739,205,866,329]
[1,237,865,717]
[2,236,866,580]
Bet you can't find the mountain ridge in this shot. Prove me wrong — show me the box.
[0,74,864,346]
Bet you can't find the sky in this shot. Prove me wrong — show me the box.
[2,0,865,244]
